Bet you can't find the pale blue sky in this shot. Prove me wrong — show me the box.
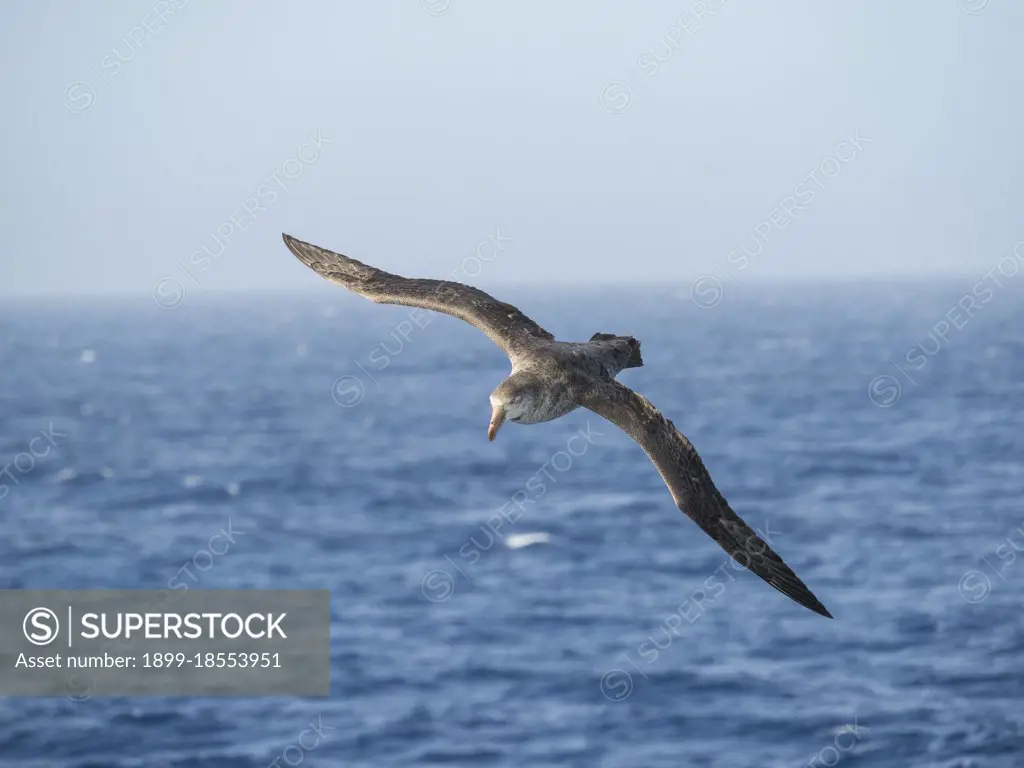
[1,1,1022,296]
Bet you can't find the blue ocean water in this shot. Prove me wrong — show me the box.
[0,282,1022,767]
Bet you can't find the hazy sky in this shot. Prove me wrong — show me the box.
[1,1,1022,296]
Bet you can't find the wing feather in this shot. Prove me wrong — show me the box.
[576,380,832,618]
[282,234,554,359]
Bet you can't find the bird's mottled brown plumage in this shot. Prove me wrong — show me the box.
[282,234,553,360]
[573,379,832,618]
[281,233,832,618]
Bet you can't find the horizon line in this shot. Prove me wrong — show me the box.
[0,271,1009,300]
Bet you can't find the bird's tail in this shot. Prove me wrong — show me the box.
[590,333,643,368]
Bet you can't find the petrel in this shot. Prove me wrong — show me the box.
[282,234,832,618]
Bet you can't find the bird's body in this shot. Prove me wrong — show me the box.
[499,335,642,424]
[282,233,832,619]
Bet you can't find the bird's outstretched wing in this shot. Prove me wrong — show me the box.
[575,379,832,618]
[282,234,554,360]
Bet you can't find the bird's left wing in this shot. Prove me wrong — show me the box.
[574,379,832,618]
[282,234,554,360]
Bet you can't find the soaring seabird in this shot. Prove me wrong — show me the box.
[282,234,832,618]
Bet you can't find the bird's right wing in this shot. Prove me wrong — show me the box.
[282,234,554,360]
[575,379,832,618]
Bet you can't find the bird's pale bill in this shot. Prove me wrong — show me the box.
[488,404,506,441]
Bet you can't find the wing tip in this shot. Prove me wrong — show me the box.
[804,596,833,619]
[281,233,321,271]
[773,576,832,618]
[280,234,384,290]
[281,232,306,259]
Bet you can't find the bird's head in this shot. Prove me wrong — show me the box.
[488,375,541,441]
